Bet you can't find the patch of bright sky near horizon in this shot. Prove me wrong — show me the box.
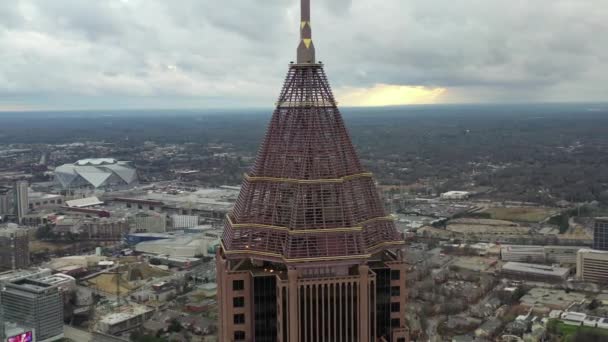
[0,0,606,111]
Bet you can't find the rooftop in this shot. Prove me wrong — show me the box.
[99,304,154,325]
[502,262,570,277]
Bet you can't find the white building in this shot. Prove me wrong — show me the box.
[171,214,199,229]
[440,191,471,200]
[577,249,608,283]
[54,158,138,190]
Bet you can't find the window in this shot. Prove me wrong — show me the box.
[234,331,245,340]
[397,338,406,342]
[234,314,245,324]
[138,204,143,209]
[391,302,400,313]
[391,286,400,297]
[149,206,155,210]
[233,280,245,291]
[391,270,400,281]
[233,297,245,308]
[391,318,400,327]
[126,203,132,208]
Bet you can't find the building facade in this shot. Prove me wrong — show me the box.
[0,227,29,271]
[577,249,608,283]
[593,217,608,251]
[217,1,408,341]
[1,278,64,342]
[13,181,28,224]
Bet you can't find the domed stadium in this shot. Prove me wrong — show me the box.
[54,158,138,190]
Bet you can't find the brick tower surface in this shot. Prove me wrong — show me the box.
[217,1,408,341]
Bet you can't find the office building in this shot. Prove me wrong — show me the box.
[593,217,608,251]
[217,1,408,341]
[501,245,585,264]
[577,248,608,283]
[0,227,29,271]
[1,278,64,342]
[13,181,28,224]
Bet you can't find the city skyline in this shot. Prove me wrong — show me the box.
[0,0,606,111]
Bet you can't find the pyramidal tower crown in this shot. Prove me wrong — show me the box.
[220,0,403,267]
[217,1,409,340]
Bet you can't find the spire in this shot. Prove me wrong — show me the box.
[297,0,316,64]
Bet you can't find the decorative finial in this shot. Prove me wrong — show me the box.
[297,0,316,64]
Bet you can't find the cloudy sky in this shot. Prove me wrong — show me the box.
[0,0,606,111]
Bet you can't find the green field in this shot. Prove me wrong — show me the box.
[557,322,608,341]
[483,207,557,223]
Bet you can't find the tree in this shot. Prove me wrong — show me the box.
[587,299,601,311]
[167,319,183,333]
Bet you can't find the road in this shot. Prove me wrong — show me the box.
[64,325,93,342]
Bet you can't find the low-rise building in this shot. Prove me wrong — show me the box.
[520,288,585,312]
[97,304,154,335]
[501,262,570,283]
[501,245,585,264]
[441,191,471,200]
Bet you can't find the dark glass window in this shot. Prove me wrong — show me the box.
[391,318,400,327]
[233,280,245,291]
[397,338,406,342]
[391,286,400,297]
[234,314,245,324]
[233,296,245,308]
[254,275,278,341]
[391,270,400,280]
[234,331,245,340]
[391,302,400,312]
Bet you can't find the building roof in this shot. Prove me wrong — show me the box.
[99,304,154,325]
[502,262,570,277]
[55,159,137,189]
[75,158,118,166]
[66,196,104,208]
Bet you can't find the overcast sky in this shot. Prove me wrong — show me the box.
[0,0,606,111]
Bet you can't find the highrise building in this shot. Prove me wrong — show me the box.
[593,217,608,251]
[217,1,408,341]
[13,181,28,224]
[0,227,30,271]
[0,186,12,219]
[1,278,64,342]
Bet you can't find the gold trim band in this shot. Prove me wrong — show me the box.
[227,214,394,235]
[244,172,373,184]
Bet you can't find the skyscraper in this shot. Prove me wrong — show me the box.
[13,181,28,224]
[217,1,408,341]
[0,227,30,271]
[0,186,12,220]
[593,217,608,251]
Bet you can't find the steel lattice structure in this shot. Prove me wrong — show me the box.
[217,1,409,341]
[221,63,403,266]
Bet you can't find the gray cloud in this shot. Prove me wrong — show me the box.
[0,0,606,110]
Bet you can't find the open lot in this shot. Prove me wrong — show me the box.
[482,207,558,223]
